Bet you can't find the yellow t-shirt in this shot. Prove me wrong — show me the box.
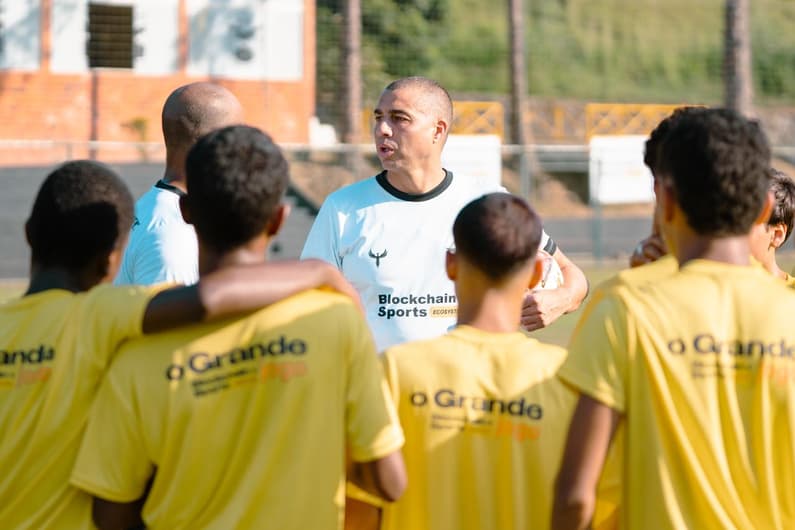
[380,325,618,530]
[0,284,155,530]
[71,289,404,530]
[560,259,795,530]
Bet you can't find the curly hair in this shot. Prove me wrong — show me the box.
[644,106,707,176]
[657,108,771,236]
[26,160,134,271]
[184,125,289,253]
[768,169,795,243]
[453,193,542,280]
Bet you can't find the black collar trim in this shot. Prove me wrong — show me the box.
[376,169,453,202]
[155,179,187,197]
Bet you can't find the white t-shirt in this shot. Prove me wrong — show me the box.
[301,170,555,351]
[115,180,199,286]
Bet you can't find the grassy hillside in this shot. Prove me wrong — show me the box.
[318,0,795,121]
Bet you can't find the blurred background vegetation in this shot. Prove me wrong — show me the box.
[317,0,795,125]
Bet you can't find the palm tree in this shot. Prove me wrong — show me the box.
[724,0,753,116]
[508,0,527,146]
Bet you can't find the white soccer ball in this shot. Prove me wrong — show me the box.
[532,249,563,291]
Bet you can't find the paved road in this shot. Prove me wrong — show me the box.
[0,163,649,279]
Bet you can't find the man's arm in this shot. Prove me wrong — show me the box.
[521,246,588,331]
[141,259,361,333]
[553,394,621,530]
[92,497,146,530]
[349,452,407,502]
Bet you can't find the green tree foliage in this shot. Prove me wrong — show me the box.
[316,0,795,127]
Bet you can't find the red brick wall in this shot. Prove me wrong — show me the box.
[0,0,316,165]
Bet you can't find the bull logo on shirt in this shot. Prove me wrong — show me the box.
[368,248,388,267]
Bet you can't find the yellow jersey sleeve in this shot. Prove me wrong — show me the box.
[559,291,631,413]
[70,352,153,502]
[344,304,404,462]
[82,284,160,369]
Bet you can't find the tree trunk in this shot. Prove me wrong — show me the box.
[508,0,527,145]
[724,0,753,116]
[342,0,362,144]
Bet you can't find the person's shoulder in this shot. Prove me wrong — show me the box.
[446,172,502,197]
[136,185,184,225]
[386,334,449,361]
[321,175,383,207]
[257,289,363,329]
[615,254,678,287]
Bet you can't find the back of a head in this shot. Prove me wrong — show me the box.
[384,76,454,131]
[644,106,708,176]
[26,160,133,271]
[453,193,542,281]
[769,169,795,243]
[162,82,244,153]
[185,125,289,254]
[657,108,771,236]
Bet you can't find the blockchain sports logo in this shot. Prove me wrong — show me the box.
[377,292,458,320]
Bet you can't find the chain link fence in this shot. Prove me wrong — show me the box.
[1,139,794,278]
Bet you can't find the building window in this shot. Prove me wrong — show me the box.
[87,3,133,68]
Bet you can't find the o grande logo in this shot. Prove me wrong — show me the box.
[410,391,428,406]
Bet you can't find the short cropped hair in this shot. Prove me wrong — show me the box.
[161,83,242,153]
[657,108,771,236]
[644,106,707,176]
[184,125,289,254]
[769,169,795,243]
[384,76,454,128]
[26,160,133,270]
[453,193,542,281]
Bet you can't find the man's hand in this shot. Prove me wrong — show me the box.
[629,234,667,268]
[521,288,571,331]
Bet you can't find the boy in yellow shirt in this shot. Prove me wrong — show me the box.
[749,168,795,285]
[0,160,361,530]
[71,126,406,530]
[380,192,617,530]
[554,109,795,529]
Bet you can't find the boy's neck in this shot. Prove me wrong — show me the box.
[198,238,271,276]
[761,249,786,279]
[675,234,752,267]
[25,267,88,296]
[456,288,524,334]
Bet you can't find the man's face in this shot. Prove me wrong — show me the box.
[373,87,440,174]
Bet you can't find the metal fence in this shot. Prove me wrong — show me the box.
[3,139,794,279]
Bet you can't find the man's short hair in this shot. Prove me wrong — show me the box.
[657,108,771,236]
[768,169,795,243]
[384,76,454,128]
[453,193,542,280]
[644,106,707,177]
[184,125,289,254]
[26,160,134,271]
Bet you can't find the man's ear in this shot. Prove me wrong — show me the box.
[527,258,544,290]
[433,118,449,145]
[265,203,291,237]
[179,195,192,225]
[770,222,788,249]
[445,249,457,281]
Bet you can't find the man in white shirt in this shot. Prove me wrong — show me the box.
[301,76,588,351]
[115,82,244,285]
